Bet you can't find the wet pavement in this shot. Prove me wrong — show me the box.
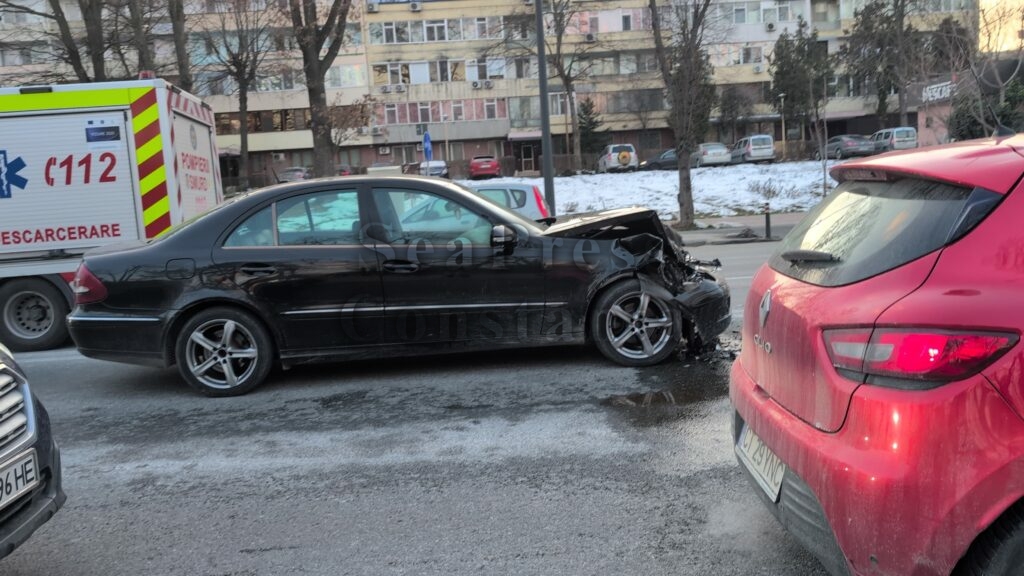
[4,335,829,576]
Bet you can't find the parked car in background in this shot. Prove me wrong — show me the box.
[468,155,502,179]
[596,144,639,172]
[277,166,311,182]
[730,135,775,164]
[0,343,65,559]
[690,142,732,167]
[67,175,730,397]
[816,134,875,159]
[419,160,449,178]
[466,182,551,221]
[731,135,1024,576]
[336,165,353,176]
[640,148,677,171]
[870,126,918,152]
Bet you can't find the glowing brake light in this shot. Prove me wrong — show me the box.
[72,263,107,305]
[824,328,1018,388]
[532,185,549,218]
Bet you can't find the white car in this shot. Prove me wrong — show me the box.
[466,182,552,221]
[418,160,449,178]
[595,144,639,173]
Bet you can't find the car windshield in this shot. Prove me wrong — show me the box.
[611,145,633,153]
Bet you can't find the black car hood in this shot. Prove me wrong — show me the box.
[541,207,686,257]
[542,207,670,239]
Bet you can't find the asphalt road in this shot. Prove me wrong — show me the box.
[2,240,830,576]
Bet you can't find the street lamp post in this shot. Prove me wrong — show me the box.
[779,92,786,161]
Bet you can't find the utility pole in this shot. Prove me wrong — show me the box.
[779,92,786,160]
[534,0,556,215]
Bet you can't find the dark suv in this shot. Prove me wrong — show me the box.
[0,344,64,559]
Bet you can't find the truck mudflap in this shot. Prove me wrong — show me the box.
[612,232,731,350]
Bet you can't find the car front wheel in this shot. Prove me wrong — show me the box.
[175,307,274,397]
[590,280,680,367]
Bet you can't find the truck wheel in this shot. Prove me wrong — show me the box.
[175,307,274,397]
[0,279,69,352]
[590,280,680,367]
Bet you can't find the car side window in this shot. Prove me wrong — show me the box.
[225,206,274,247]
[276,189,361,246]
[372,188,492,246]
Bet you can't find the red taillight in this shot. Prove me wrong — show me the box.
[532,185,549,218]
[824,328,1018,387]
[72,263,107,305]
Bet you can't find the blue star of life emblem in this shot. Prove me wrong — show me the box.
[0,150,28,199]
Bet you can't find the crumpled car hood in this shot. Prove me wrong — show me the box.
[541,207,687,260]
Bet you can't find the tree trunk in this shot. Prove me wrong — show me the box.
[80,0,106,80]
[46,0,91,81]
[127,0,154,73]
[568,88,581,173]
[168,0,192,90]
[876,90,889,130]
[676,162,695,228]
[307,78,334,177]
[239,87,250,188]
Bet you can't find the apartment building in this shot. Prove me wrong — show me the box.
[0,0,976,180]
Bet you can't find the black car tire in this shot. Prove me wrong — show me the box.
[955,503,1024,576]
[590,280,680,367]
[175,307,274,397]
[0,279,69,352]
[835,148,843,160]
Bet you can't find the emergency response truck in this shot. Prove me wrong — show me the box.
[0,79,222,351]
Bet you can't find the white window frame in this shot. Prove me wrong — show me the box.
[425,19,447,42]
[484,98,498,119]
[418,102,432,123]
[452,100,464,121]
[385,104,399,125]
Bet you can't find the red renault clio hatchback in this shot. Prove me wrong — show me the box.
[730,135,1024,576]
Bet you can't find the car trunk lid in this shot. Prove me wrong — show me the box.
[739,172,1009,432]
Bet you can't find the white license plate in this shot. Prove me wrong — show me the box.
[0,450,39,512]
[736,426,786,502]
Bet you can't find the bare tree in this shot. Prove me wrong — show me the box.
[491,0,598,172]
[0,0,103,81]
[649,0,718,229]
[286,0,354,177]
[197,0,278,187]
[717,85,752,144]
[328,94,376,149]
[168,0,192,90]
[959,4,1024,133]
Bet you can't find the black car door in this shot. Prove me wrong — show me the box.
[366,184,546,349]
[211,186,385,355]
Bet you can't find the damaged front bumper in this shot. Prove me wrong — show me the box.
[615,232,731,347]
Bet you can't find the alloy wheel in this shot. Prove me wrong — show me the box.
[185,318,260,390]
[604,292,673,360]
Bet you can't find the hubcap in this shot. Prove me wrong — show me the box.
[185,319,259,389]
[2,290,53,340]
[604,292,673,360]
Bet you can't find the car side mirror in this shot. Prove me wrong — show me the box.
[491,224,517,255]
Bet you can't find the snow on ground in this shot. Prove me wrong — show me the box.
[458,160,841,219]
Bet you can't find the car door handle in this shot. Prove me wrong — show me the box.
[382,260,420,273]
[240,264,277,276]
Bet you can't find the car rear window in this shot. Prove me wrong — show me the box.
[612,145,634,153]
[751,136,772,146]
[769,178,1002,287]
[705,144,727,152]
[894,129,916,139]
[473,156,495,161]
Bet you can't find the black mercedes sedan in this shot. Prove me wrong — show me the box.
[68,176,730,396]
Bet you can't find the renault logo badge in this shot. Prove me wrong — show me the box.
[759,290,771,330]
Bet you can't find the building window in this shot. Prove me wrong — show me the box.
[742,46,763,64]
[549,93,567,115]
[452,100,464,121]
[513,57,535,79]
[475,17,488,39]
[385,104,398,125]
[425,20,447,42]
[734,7,746,24]
[588,16,599,33]
[622,14,632,31]
[484,99,497,119]
[418,102,432,123]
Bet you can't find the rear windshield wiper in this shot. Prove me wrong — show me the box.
[781,249,840,264]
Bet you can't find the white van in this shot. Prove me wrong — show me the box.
[730,134,776,164]
[871,127,918,152]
